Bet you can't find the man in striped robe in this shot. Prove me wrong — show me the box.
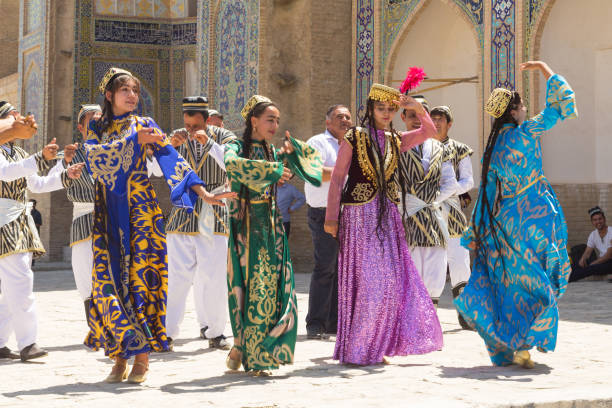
[0,101,83,361]
[398,96,459,308]
[163,97,236,350]
[430,105,475,330]
[49,105,101,319]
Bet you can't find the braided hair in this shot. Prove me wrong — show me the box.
[355,99,407,243]
[473,92,522,267]
[237,101,278,230]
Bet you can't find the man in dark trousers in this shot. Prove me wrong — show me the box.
[305,105,352,339]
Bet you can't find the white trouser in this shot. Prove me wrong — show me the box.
[166,233,228,339]
[71,239,93,301]
[447,237,471,289]
[0,252,37,350]
[409,246,447,299]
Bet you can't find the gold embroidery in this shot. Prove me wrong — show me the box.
[351,182,374,202]
[86,139,134,191]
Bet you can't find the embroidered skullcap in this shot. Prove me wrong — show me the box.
[0,101,17,118]
[98,67,133,94]
[588,206,604,218]
[241,95,272,119]
[208,109,223,119]
[431,105,453,122]
[77,104,102,124]
[411,95,430,113]
[485,88,513,118]
[368,83,400,106]
[182,96,209,112]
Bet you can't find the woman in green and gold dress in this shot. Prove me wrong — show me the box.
[224,96,322,376]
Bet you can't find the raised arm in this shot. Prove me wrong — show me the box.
[393,95,436,151]
[519,61,577,137]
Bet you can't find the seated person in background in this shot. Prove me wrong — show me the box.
[569,206,612,282]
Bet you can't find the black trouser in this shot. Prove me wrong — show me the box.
[569,258,612,282]
[283,222,291,238]
[305,206,339,333]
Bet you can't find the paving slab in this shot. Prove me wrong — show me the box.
[1,270,610,408]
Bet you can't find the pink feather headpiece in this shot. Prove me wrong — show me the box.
[399,67,426,94]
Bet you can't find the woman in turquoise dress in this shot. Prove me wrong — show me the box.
[455,61,577,368]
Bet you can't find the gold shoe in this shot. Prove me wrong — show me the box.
[226,348,242,371]
[104,364,128,383]
[127,361,149,384]
[382,356,392,365]
[513,350,535,369]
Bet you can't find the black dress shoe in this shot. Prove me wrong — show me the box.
[209,335,230,350]
[0,346,20,359]
[307,327,329,340]
[20,343,48,362]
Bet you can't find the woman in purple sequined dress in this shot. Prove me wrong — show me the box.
[324,83,443,365]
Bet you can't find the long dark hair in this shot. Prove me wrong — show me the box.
[97,74,141,133]
[354,98,405,242]
[473,92,521,267]
[237,101,277,228]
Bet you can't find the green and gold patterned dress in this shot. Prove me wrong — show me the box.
[224,137,321,372]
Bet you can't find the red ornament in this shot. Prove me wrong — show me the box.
[400,67,426,94]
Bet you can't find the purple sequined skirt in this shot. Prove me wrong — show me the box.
[334,195,443,365]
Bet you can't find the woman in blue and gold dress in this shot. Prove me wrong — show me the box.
[456,61,577,368]
[83,68,232,383]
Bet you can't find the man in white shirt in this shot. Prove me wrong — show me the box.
[569,206,612,282]
[305,104,352,339]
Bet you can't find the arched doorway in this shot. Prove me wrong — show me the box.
[385,0,482,184]
[537,0,612,184]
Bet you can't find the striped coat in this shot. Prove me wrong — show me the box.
[165,125,236,235]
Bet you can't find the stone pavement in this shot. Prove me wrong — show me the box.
[1,269,611,408]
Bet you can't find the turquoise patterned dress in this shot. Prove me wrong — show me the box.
[455,74,577,366]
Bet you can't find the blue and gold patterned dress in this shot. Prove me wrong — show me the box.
[83,113,204,359]
[456,74,577,366]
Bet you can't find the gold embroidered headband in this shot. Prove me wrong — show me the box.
[98,67,133,94]
[485,88,513,118]
[368,83,401,105]
[241,95,272,119]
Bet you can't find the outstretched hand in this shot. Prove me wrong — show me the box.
[64,143,79,163]
[66,163,85,179]
[520,61,553,79]
[138,128,165,145]
[42,138,59,161]
[278,131,295,155]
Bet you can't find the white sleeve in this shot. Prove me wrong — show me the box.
[456,156,474,195]
[26,169,65,193]
[0,153,39,182]
[49,160,65,176]
[587,232,595,249]
[307,137,327,162]
[207,141,226,170]
[437,161,460,204]
[146,157,163,178]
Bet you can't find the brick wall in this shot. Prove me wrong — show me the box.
[259,0,353,273]
[0,73,19,105]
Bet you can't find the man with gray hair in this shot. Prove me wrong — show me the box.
[305,104,352,339]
